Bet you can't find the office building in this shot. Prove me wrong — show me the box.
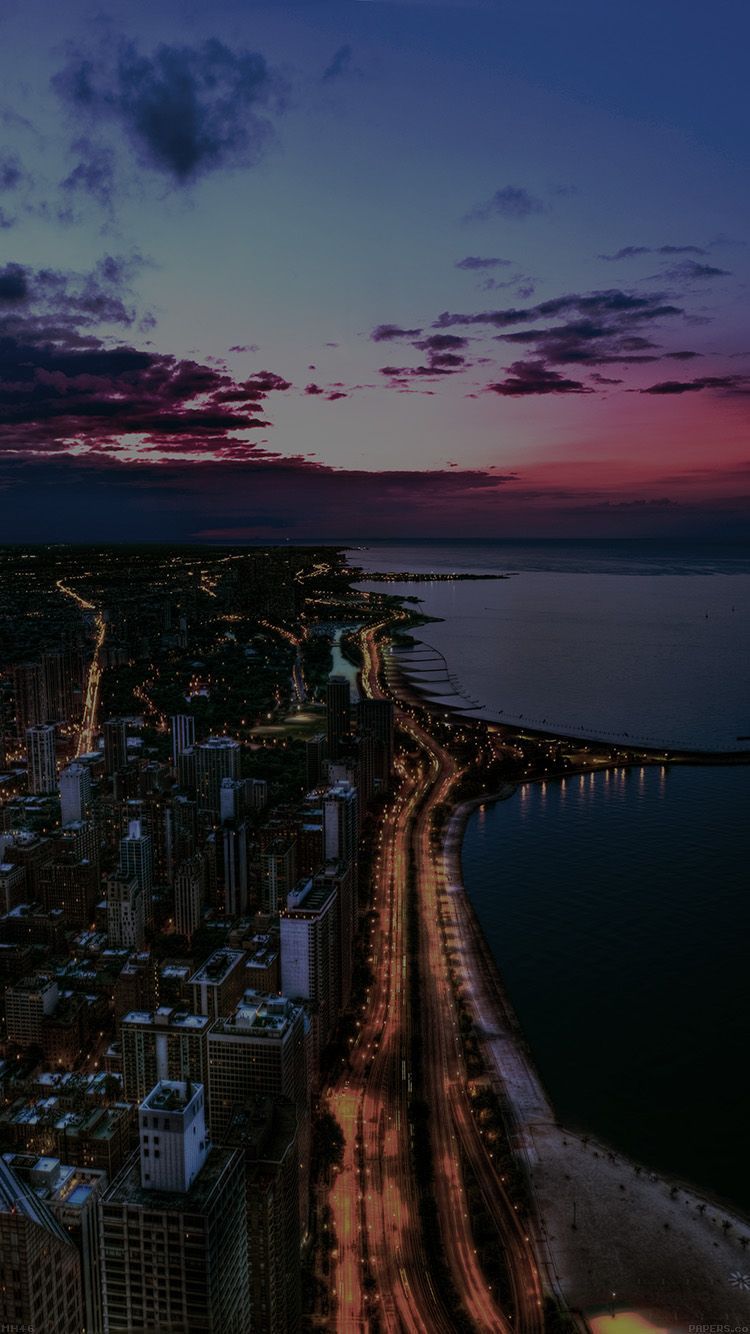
[42,648,78,725]
[106,873,145,950]
[121,1006,211,1104]
[194,736,241,817]
[26,723,57,794]
[170,713,196,767]
[325,675,351,760]
[3,1152,105,1334]
[305,732,327,789]
[221,820,248,916]
[0,1155,83,1334]
[281,877,338,1069]
[119,819,153,927]
[4,974,58,1046]
[187,948,246,1022]
[207,992,309,1141]
[261,836,297,914]
[174,852,205,940]
[59,760,91,824]
[103,718,129,776]
[225,1098,301,1334]
[12,661,46,734]
[100,1080,249,1334]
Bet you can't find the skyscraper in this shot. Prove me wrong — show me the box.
[25,723,57,794]
[174,852,206,940]
[100,1080,250,1334]
[106,873,145,949]
[221,820,248,916]
[12,662,46,735]
[325,676,351,760]
[103,717,128,775]
[121,1008,211,1104]
[170,713,196,767]
[357,697,395,789]
[194,736,241,817]
[59,760,91,825]
[119,819,153,927]
[280,876,339,1070]
[261,836,297,914]
[0,1155,84,1334]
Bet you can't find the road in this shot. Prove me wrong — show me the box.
[326,615,545,1332]
[57,580,107,756]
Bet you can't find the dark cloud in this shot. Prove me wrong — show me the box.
[463,186,545,223]
[53,37,286,184]
[0,257,292,459]
[455,256,512,271]
[61,139,116,207]
[322,45,354,82]
[599,244,707,261]
[661,259,730,281]
[435,290,683,331]
[371,323,423,342]
[413,333,468,352]
[488,360,592,397]
[0,153,26,192]
[640,375,747,395]
[228,343,259,353]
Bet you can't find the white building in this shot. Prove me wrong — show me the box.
[138,1080,209,1194]
[59,762,91,826]
[26,725,57,795]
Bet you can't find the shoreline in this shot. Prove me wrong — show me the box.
[442,782,750,1331]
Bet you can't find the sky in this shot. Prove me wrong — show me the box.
[1,0,749,541]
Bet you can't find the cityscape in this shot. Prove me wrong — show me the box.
[0,545,747,1333]
[1,2,749,1332]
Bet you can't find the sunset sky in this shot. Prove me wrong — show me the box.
[1,0,748,540]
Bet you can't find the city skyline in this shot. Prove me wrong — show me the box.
[1,0,749,540]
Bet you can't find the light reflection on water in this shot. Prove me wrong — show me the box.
[461,764,750,1210]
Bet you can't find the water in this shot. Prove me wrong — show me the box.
[350,541,750,1211]
[461,766,750,1211]
[353,540,750,751]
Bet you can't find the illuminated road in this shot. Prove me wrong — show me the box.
[327,612,545,1332]
[57,580,107,757]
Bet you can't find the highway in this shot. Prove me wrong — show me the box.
[56,580,107,756]
[327,615,545,1332]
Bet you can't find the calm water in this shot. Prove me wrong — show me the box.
[351,542,750,1209]
[462,767,750,1211]
[354,540,750,751]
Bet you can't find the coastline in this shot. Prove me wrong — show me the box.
[442,783,750,1331]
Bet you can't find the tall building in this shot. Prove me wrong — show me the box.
[224,1098,301,1334]
[207,993,309,1142]
[358,697,395,789]
[325,676,351,760]
[119,819,153,927]
[261,836,297,914]
[170,713,196,767]
[4,974,59,1045]
[12,661,46,735]
[174,852,205,940]
[194,736,241,817]
[3,1152,105,1334]
[280,877,339,1070]
[121,1007,211,1104]
[0,1155,84,1334]
[103,717,129,776]
[39,857,99,928]
[42,648,78,725]
[305,732,327,789]
[187,949,246,1022]
[315,859,355,1010]
[26,723,57,794]
[164,794,198,883]
[106,873,145,950]
[323,779,358,869]
[100,1080,250,1334]
[59,760,91,825]
[221,820,248,916]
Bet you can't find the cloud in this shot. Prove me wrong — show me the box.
[487,360,592,397]
[322,45,354,82]
[661,259,730,281]
[0,153,26,192]
[60,138,117,207]
[0,263,29,303]
[455,256,512,271]
[463,186,545,223]
[371,323,423,341]
[53,37,286,184]
[640,375,747,395]
[599,244,707,261]
[413,333,468,352]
